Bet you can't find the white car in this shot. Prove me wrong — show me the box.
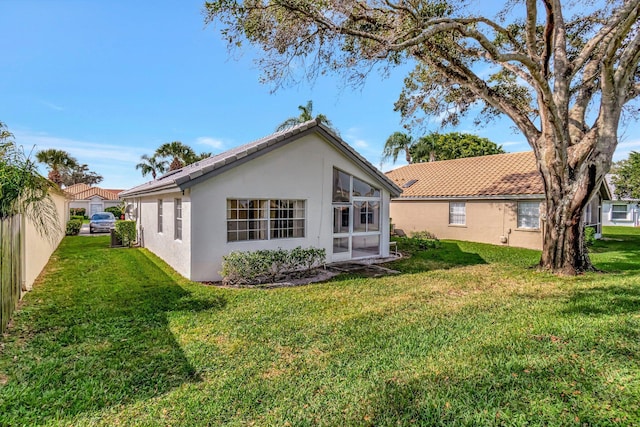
[89,212,116,234]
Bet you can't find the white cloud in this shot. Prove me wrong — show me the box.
[14,130,145,164]
[352,139,369,149]
[39,100,64,111]
[196,136,225,150]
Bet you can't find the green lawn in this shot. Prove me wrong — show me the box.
[0,227,638,426]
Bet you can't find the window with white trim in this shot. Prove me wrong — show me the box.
[227,199,305,242]
[157,199,163,233]
[449,202,466,225]
[174,198,182,240]
[517,201,540,229]
[611,204,628,220]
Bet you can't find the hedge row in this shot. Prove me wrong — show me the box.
[221,247,326,286]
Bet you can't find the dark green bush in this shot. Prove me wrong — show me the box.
[115,220,136,247]
[105,206,123,218]
[70,215,84,222]
[394,232,440,253]
[584,226,596,247]
[65,219,82,236]
[221,247,326,286]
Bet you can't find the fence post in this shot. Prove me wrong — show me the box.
[1,216,22,334]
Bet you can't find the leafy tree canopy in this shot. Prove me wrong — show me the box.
[611,151,640,200]
[36,149,103,187]
[411,132,505,163]
[205,0,640,275]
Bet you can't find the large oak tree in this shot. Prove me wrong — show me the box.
[205,0,640,274]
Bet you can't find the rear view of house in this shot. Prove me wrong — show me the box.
[120,119,402,281]
[386,152,610,250]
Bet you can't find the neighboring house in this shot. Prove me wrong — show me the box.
[64,183,123,216]
[385,151,611,251]
[602,174,639,227]
[120,119,402,282]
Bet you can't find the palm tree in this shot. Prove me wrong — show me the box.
[276,100,335,132]
[136,154,168,180]
[35,149,78,186]
[1,122,59,239]
[382,132,414,164]
[155,141,197,171]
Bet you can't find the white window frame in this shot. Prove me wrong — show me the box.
[449,202,466,225]
[611,204,629,221]
[517,201,541,230]
[226,199,306,242]
[174,198,182,240]
[332,167,382,258]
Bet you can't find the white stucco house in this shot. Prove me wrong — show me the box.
[65,183,123,217]
[602,174,639,227]
[120,119,402,281]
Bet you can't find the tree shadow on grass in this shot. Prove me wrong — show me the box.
[366,356,635,426]
[590,230,640,272]
[563,285,640,316]
[388,241,487,274]
[0,236,226,425]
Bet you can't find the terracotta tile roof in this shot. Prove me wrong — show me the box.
[121,119,402,198]
[64,185,123,201]
[386,151,544,198]
[64,183,91,195]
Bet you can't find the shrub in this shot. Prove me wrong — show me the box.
[584,226,596,247]
[70,207,86,218]
[410,230,438,240]
[221,247,326,286]
[115,220,136,247]
[394,231,440,253]
[65,219,82,236]
[70,215,84,222]
[105,206,123,218]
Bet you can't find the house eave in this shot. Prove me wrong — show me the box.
[392,194,545,201]
[120,182,180,199]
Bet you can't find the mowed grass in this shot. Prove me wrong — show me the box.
[0,227,638,426]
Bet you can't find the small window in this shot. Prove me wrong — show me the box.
[449,202,466,225]
[174,198,182,240]
[611,204,628,220]
[518,201,540,229]
[157,199,163,233]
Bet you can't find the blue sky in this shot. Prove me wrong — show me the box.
[1,0,638,189]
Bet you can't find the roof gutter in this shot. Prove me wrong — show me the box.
[392,194,545,201]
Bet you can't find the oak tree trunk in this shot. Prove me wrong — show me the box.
[536,148,601,275]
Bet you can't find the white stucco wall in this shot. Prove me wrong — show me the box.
[124,133,393,281]
[128,192,192,279]
[186,133,392,281]
[23,191,67,291]
[70,199,121,216]
[602,201,640,226]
